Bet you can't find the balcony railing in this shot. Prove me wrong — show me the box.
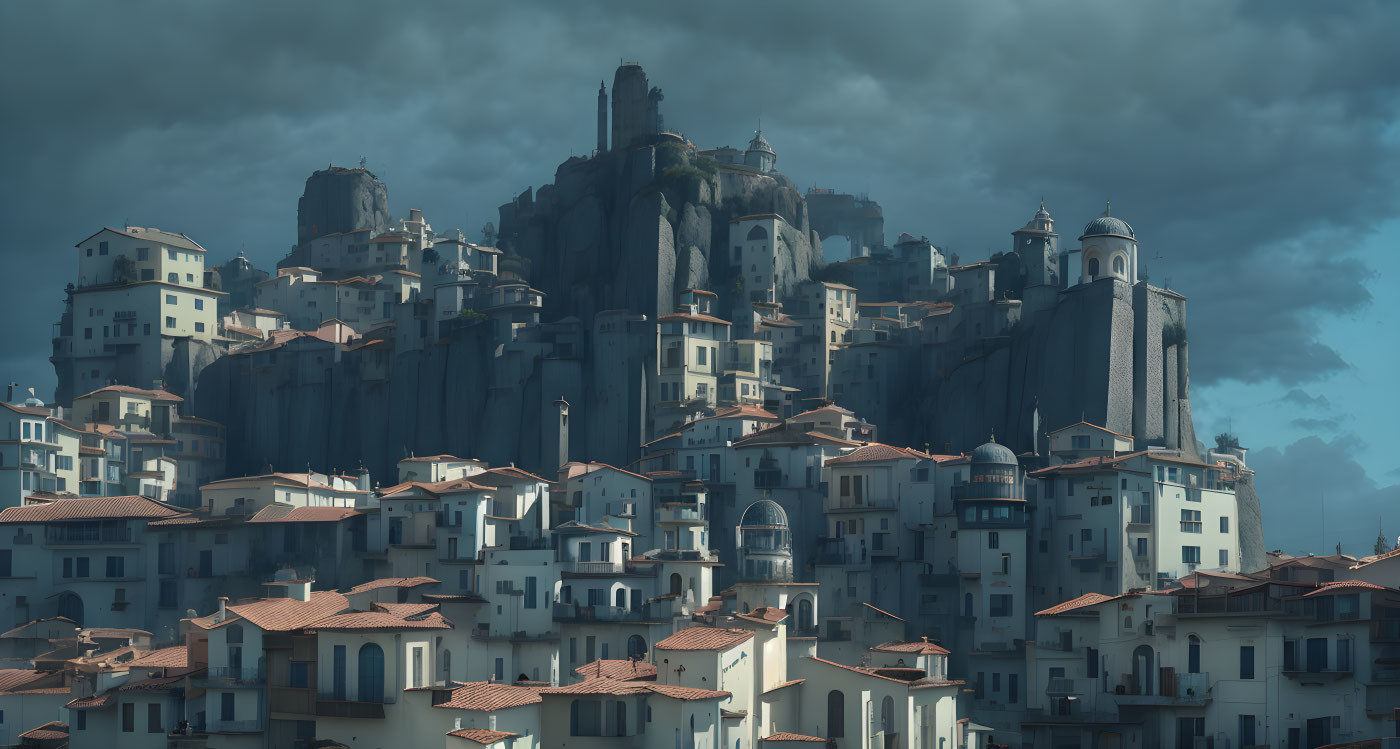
[207,719,264,734]
[553,602,655,623]
[199,665,265,684]
[561,561,630,575]
[45,525,133,544]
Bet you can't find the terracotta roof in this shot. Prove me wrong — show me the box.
[201,472,368,493]
[0,669,60,693]
[75,384,184,402]
[539,679,729,701]
[432,681,541,711]
[66,692,113,709]
[246,505,361,523]
[871,638,950,655]
[421,593,489,604]
[216,591,349,632]
[1034,592,1115,617]
[476,466,551,484]
[18,721,68,741]
[0,496,183,524]
[118,673,189,692]
[1303,580,1388,597]
[660,312,732,326]
[574,659,658,681]
[307,609,452,632]
[448,728,518,745]
[127,646,188,668]
[764,732,826,743]
[145,514,205,526]
[736,607,789,625]
[2,402,51,416]
[0,617,77,639]
[1352,546,1400,568]
[379,478,494,497]
[347,576,439,594]
[655,627,753,651]
[761,678,805,694]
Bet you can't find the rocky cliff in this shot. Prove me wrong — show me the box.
[293,166,389,249]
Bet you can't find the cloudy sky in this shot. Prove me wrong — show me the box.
[2,0,1396,554]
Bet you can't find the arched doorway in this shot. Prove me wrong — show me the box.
[669,573,682,596]
[615,588,627,609]
[1088,257,1100,278]
[827,690,845,737]
[358,643,385,702]
[56,592,83,625]
[881,695,895,735]
[797,598,813,632]
[1132,644,1154,696]
[627,635,647,660]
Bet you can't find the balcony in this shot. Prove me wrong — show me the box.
[1114,671,1210,706]
[314,700,389,719]
[657,504,704,525]
[45,525,133,545]
[561,561,628,576]
[206,719,265,734]
[197,665,265,686]
[553,602,658,623]
[825,495,897,513]
[471,623,558,642]
[1046,678,1080,695]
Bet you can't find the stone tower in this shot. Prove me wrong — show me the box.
[611,62,650,150]
[1013,201,1061,314]
[596,80,607,153]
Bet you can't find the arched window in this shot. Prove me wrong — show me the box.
[627,635,647,659]
[1188,635,1201,674]
[1087,257,1100,278]
[441,650,452,680]
[358,643,385,702]
[1132,644,1155,696]
[881,695,895,734]
[827,690,845,737]
[615,588,627,609]
[746,225,768,241]
[1113,255,1125,276]
[670,573,682,596]
[56,592,83,626]
[798,598,813,632]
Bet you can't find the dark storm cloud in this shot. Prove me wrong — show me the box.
[2,0,1398,397]
[1251,434,1400,555]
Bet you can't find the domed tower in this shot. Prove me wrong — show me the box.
[954,436,1029,652]
[1078,202,1137,285]
[736,499,793,582]
[743,128,776,173]
[1013,201,1062,313]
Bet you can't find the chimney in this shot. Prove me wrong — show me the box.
[290,580,312,602]
[410,209,423,223]
[216,597,229,623]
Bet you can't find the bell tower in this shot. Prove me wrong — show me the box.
[1013,201,1061,313]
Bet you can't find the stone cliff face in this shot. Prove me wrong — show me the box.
[294,166,389,249]
[498,139,823,325]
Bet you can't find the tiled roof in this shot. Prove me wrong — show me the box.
[1352,547,1400,568]
[379,478,493,497]
[118,673,189,692]
[127,646,188,669]
[763,732,826,743]
[447,729,518,745]
[573,659,658,681]
[761,678,805,694]
[0,617,77,638]
[307,608,452,632]
[1034,592,1114,617]
[736,607,789,625]
[871,638,950,655]
[222,591,349,632]
[18,721,68,740]
[655,627,753,651]
[0,669,61,693]
[432,681,541,711]
[201,472,368,493]
[347,577,439,594]
[659,312,732,325]
[0,496,184,524]
[539,679,729,701]
[1048,420,1134,440]
[806,657,960,690]
[75,384,184,402]
[825,443,925,465]
[478,466,551,484]
[145,514,206,526]
[66,692,113,709]
[1303,580,1388,597]
[247,505,361,523]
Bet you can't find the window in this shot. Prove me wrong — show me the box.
[1219,516,1229,533]
[290,661,309,687]
[76,711,86,730]
[1071,435,1090,449]
[136,247,149,260]
[826,690,845,737]
[220,692,235,721]
[165,316,176,328]
[989,594,1012,618]
[696,346,707,366]
[195,322,205,333]
[167,272,178,283]
[1219,549,1229,567]
[195,298,204,310]
[1112,256,1125,275]
[1337,638,1353,671]
[1182,546,1201,564]
[166,294,177,305]
[1087,257,1099,277]
[1240,645,1255,679]
[84,327,93,339]
[1135,537,1148,556]
[1180,509,1202,533]
[100,241,109,255]
[106,556,124,578]
[122,702,135,732]
[147,703,162,733]
[143,323,150,335]
[168,249,178,261]
[987,531,1000,549]
[76,557,89,577]
[1081,528,1093,542]
[525,576,538,608]
[1008,673,1018,703]
[358,643,386,702]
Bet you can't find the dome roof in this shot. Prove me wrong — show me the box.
[748,130,774,154]
[740,499,788,528]
[1034,201,1051,220]
[970,436,1017,466]
[1080,204,1134,240]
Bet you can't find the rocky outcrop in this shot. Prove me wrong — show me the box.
[294,166,389,248]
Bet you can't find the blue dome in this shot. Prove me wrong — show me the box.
[971,437,1017,466]
[1079,214,1134,241]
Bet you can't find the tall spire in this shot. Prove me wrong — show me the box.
[1105,200,1112,216]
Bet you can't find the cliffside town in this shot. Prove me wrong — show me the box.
[0,62,1377,749]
